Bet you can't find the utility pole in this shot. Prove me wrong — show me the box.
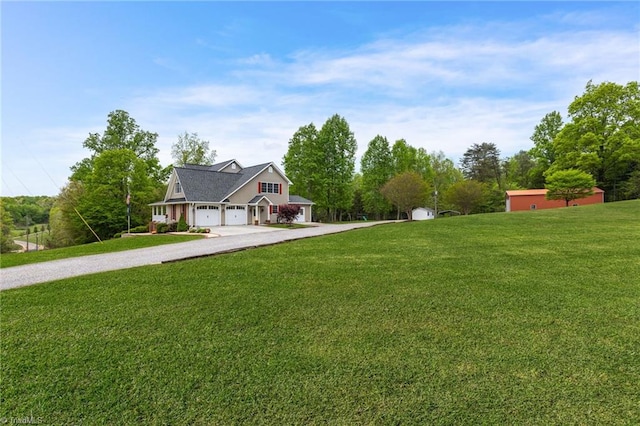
[434,190,438,218]
[126,190,131,235]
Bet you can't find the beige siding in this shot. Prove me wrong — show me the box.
[229,169,289,204]
[227,168,290,223]
[165,171,185,201]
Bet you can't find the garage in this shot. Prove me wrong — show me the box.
[225,205,248,225]
[295,207,306,223]
[195,205,220,227]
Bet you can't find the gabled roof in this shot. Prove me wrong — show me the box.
[209,159,243,172]
[168,160,288,203]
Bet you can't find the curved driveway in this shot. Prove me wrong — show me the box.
[1,222,393,291]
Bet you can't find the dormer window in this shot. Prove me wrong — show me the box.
[232,163,237,170]
[175,182,182,194]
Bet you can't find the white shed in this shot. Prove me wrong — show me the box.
[412,207,435,221]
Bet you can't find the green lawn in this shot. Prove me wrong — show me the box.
[0,234,203,268]
[2,201,639,424]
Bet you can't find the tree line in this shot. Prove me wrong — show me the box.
[1,80,636,252]
[282,80,638,220]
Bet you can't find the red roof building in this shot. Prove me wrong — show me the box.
[505,188,604,212]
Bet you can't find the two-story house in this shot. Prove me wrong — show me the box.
[150,160,313,227]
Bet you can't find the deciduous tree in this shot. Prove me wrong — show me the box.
[445,180,485,215]
[59,110,166,244]
[505,150,537,189]
[282,123,320,202]
[73,109,166,183]
[380,171,429,220]
[284,115,357,222]
[430,150,463,213]
[171,131,216,166]
[552,81,639,200]
[316,115,358,221]
[529,111,563,186]
[361,135,393,218]
[545,169,596,207]
[0,202,16,253]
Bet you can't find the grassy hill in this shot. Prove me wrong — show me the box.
[2,201,639,424]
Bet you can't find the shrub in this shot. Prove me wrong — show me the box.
[277,204,301,225]
[130,225,148,233]
[177,216,188,232]
[156,222,168,234]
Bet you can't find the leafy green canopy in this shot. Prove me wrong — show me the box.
[381,171,430,220]
[360,135,393,219]
[55,110,167,244]
[545,169,596,207]
[550,81,639,200]
[283,115,356,222]
[171,131,216,167]
[445,180,485,215]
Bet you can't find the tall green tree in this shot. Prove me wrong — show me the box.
[71,109,167,183]
[380,171,430,220]
[391,139,418,175]
[171,131,216,166]
[49,181,90,247]
[429,151,463,213]
[283,115,357,221]
[445,180,485,215]
[316,115,358,221]
[505,150,537,189]
[282,123,320,202]
[360,135,393,218]
[58,110,166,245]
[545,169,596,207]
[552,81,639,200]
[77,149,159,240]
[529,111,563,172]
[460,142,503,187]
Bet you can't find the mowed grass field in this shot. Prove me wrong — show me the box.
[2,201,639,424]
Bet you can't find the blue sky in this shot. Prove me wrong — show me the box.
[2,1,639,196]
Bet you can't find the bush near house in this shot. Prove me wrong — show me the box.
[177,216,188,232]
[277,204,301,225]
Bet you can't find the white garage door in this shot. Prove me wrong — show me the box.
[295,207,306,223]
[225,205,247,225]
[195,205,220,227]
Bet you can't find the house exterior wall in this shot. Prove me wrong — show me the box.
[228,167,290,223]
[297,205,313,222]
[507,191,604,212]
[167,174,184,200]
[151,162,313,227]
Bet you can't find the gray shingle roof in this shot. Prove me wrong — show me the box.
[289,195,314,204]
[172,162,272,203]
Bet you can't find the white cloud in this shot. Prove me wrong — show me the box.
[3,10,638,196]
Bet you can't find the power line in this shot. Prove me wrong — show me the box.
[1,162,33,195]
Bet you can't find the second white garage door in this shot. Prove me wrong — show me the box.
[225,205,247,225]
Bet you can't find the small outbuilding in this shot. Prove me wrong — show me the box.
[412,207,436,220]
[505,188,604,212]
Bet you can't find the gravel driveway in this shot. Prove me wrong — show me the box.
[1,222,392,291]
